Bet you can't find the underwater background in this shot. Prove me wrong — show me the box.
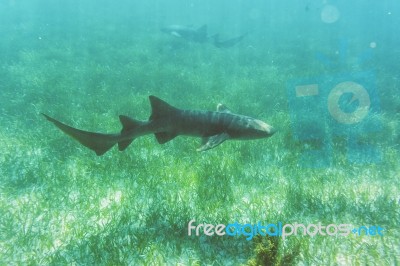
[0,0,399,265]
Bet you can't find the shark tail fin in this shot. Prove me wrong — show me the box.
[118,115,146,151]
[42,114,119,156]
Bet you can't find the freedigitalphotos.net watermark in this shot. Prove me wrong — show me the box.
[188,220,384,241]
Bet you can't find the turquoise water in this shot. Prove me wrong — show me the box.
[0,0,399,265]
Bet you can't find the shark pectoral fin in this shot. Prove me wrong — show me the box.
[155,132,177,144]
[197,133,230,152]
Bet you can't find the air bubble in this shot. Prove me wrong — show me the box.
[321,5,340,24]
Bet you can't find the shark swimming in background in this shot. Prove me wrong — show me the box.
[161,24,246,48]
[212,33,248,48]
[42,96,275,156]
[161,25,209,43]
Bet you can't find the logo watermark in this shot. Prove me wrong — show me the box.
[287,39,381,167]
[188,220,384,241]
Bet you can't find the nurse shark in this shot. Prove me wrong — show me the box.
[161,24,246,48]
[43,96,275,156]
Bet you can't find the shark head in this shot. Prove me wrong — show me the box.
[215,103,276,140]
[253,119,276,138]
[241,118,276,139]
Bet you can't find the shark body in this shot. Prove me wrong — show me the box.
[213,33,248,48]
[161,25,209,43]
[43,96,275,156]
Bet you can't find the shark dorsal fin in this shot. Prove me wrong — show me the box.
[196,25,207,36]
[217,103,232,113]
[118,115,145,151]
[149,96,178,120]
[119,115,143,133]
[197,133,230,151]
